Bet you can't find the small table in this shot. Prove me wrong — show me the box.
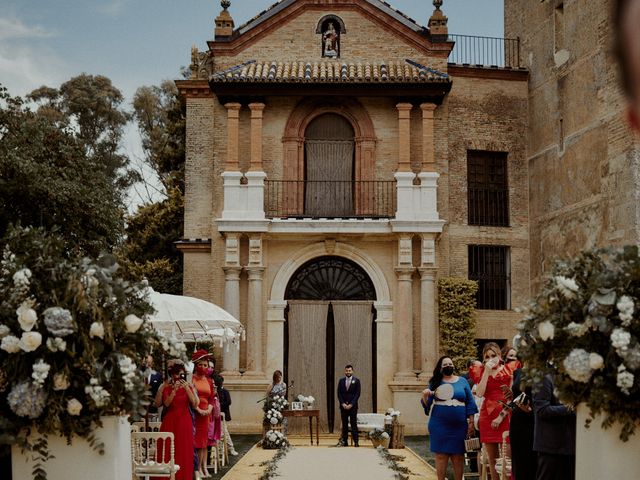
[282,409,320,445]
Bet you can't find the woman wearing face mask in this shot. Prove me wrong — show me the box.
[470,342,514,480]
[191,350,216,478]
[420,356,478,480]
[157,362,198,480]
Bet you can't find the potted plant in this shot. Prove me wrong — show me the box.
[368,427,390,448]
[518,246,640,478]
[0,227,187,480]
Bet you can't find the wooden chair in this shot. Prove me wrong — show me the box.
[131,431,180,480]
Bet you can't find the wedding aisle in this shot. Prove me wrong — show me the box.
[220,438,438,480]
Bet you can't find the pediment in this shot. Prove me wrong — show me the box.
[209,0,452,59]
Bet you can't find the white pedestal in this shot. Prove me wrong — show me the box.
[576,404,640,478]
[12,416,132,480]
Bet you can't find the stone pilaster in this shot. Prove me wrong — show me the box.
[418,234,438,381]
[245,235,264,377]
[394,234,415,380]
[396,103,413,172]
[420,103,437,173]
[222,232,241,375]
[224,102,241,171]
[248,103,265,172]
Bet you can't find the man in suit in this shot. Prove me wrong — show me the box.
[337,364,361,447]
[533,374,576,480]
[142,355,163,412]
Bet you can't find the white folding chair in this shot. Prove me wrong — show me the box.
[131,431,180,480]
[132,421,162,432]
[495,431,512,480]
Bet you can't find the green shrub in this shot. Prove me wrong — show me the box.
[438,278,478,372]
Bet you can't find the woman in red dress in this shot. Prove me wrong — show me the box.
[191,350,216,478]
[159,362,198,480]
[470,342,514,480]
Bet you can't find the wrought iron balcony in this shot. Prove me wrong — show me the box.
[448,34,522,69]
[264,180,396,218]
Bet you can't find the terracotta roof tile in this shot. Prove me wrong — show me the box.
[211,59,449,83]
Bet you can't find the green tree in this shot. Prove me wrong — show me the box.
[438,278,479,372]
[119,80,186,294]
[0,85,125,256]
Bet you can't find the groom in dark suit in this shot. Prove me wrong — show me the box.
[337,364,361,447]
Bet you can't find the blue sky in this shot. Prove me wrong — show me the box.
[0,0,502,206]
[0,0,503,98]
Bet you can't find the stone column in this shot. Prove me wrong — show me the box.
[245,235,264,377]
[396,103,413,172]
[248,102,265,172]
[419,234,439,381]
[394,234,415,380]
[224,102,241,171]
[420,103,437,173]
[222,233,241,375]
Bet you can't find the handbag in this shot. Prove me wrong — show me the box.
[464,436,481,452]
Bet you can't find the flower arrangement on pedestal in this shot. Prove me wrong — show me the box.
[384,408,401,424]
[265,408,283,426]
[296,394,315,408]
[368,427,390,448]
[262,429,289,450]
[261,394,289,449]
[518,246,640,440]
[0,227,187,477]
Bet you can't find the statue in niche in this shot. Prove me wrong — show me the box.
[323,22,339,58]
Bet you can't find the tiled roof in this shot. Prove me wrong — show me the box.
[211,59,449,83]
[237,0,425,36]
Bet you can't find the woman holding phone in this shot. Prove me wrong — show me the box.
[469,342,514,480]
[158,362,199,480]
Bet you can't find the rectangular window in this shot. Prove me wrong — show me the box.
[467,150,509,227]
[468,245,511,310]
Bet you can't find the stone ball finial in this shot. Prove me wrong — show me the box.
[221,0,231,10]
[433,0,443,10]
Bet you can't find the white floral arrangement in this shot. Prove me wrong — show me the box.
[0,227,187,476]
[518,246,640,441]
[296,394,315,405]
[384,408,401,424]
[268,394,289,411]
[262,429,289,450]
[368,427,390,444]
[265,408,283,425]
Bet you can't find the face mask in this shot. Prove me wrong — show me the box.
[206,368,214,376]
[442,366,455,376]
[196,365,208,375]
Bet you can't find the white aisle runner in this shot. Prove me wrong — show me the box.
[274,447,396,480]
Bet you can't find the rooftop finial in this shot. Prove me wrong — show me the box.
[215,0,234,38]
[221,0,231,11]
[433,0,443,10]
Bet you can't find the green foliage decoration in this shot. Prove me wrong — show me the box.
[438,278,479,373]
[517,246,640,441]
[0,226,188,476]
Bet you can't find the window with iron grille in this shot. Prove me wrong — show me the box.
[467,150,509,226]
[468,245,511,310]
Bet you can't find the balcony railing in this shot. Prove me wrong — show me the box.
[448,34,522,69]
[265,180,396,218]
[467,188,510,227]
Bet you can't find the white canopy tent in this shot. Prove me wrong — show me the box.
[146,287,244,349]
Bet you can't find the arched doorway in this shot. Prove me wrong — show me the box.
[304,113,355,217]
[284,256,376,433]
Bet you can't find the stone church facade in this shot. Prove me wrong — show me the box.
[176,0,529,434]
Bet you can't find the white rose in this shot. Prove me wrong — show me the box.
[19,331,42,352]
[123,314,143,333]
[611,328,631,351]
[12,268,32,286]
[589,353,604,370]
[89,322,105,339]
[0,324,11,338]
[538,320,555,341]
[270,417,278,425]
[1,335,21,353]
[67,398,83,416]
[53,373,70,391]
[16,303,38,332]
[554,276,579,299]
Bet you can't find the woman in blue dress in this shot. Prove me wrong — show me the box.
[421,355,478,480]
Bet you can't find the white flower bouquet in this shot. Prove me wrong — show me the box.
[265,408,283,425]
[518,246,640,440]
[0,227,187,473]
[296,394,315,407]
[262,429,289,450]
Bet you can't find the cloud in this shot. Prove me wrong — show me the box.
[0,17,54,41]
[97,0,131,16]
